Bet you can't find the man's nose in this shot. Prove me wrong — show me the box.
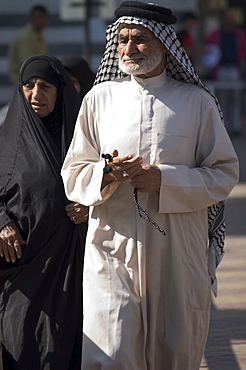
[125,40,138,55]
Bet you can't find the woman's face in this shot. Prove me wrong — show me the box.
[22,77,58,117]
[70,75,81,94]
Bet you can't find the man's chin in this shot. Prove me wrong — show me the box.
[120,64,141,75]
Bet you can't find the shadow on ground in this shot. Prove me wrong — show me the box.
[204,301,246,370]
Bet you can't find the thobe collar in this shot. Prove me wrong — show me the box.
[131,68,167,89]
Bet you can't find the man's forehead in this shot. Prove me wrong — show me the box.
[118,23,150,35]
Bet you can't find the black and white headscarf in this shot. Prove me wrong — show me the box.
[94,15,225,295]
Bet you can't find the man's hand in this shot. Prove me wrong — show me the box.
[101,149,143,189]
[66,203,89,224]
[130,164,161,192]
[0,222,25,263]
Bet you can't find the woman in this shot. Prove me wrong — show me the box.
[0,55,87,369]
[60,55,95,99]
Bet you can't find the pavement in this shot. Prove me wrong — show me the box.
[200,120,246,369]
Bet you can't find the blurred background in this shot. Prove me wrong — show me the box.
[1,0,246,110]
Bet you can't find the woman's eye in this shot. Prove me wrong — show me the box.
[42,84,52,90]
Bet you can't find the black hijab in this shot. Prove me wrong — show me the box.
[22,57,64,148]
[60,55,95,99]
[0,55,85,369]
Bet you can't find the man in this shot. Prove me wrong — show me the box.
[8,5,48,85]
[61,2,239,369]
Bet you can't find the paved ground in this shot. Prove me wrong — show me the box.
[200,121,246,369]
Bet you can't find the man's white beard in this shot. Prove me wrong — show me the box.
[119,49,164,76]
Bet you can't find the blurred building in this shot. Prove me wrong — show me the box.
[0,0,197,107]
[0,0,107,107]
[0,0,246,108]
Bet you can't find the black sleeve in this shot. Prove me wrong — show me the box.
[0,200,14,231]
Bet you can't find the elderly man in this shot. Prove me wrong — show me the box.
[61,2,239,369]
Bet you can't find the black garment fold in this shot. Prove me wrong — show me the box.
[0,55,86,369]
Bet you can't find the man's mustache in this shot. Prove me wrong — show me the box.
[122,55,143,61]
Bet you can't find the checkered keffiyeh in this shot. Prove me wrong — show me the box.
[94,16,225,294]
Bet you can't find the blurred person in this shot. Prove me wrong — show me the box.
[8,4,49,85]
[205,9,246,134]
[177,11,198,63]
[1,5,49,127]
[0,55,88,369]
[61,1,239,369]
[61,55,95,99]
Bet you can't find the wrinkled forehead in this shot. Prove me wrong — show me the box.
[118,23,159,41]
[119,22,148,32]
[118,19,152,33]
[23,77,54,86]
[115,16,167,47]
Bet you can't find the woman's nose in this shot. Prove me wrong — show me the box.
[32,84,41,98]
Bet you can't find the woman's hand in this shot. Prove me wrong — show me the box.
[0,222,25,262]
[65,203,89,224]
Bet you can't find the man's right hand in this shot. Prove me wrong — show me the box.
[101,149,143,188]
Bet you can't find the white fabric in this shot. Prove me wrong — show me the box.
[61,71,238,370]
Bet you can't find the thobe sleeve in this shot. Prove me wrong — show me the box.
[158,98,239,213]
[61,98,120,207]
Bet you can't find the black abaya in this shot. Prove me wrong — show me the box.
[0,55,86,369]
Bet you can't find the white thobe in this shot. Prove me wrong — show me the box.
[61,71,239,370]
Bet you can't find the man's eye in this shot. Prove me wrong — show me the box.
[136,38,147,44]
